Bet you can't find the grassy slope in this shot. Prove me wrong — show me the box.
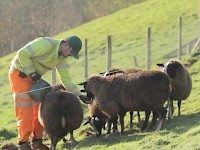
[0,0,200,149]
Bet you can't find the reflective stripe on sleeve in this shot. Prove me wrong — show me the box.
[43,37,54,47]
[35,52,51,60]
[56,63,70,69]
[13,93,31,100]
[23,64,34,71]
[11,55,21,66]
[27,45,34,57]
[15,102,33,107]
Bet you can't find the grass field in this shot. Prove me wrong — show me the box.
[0,0,200,149]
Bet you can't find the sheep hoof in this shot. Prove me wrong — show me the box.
[141,128,148,132]
[105,134,111,138]
[126,123,133,128]
[63,138,68,143]
[113,131,120,136]
[71,140,79,146]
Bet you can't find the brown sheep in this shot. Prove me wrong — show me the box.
[81,70,170,134]
[83,99,109,136]
[157,59,192,118]
[38,91,83,150]
[103,68,143,125]
[82,68,142,136]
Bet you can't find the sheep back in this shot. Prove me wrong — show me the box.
[38,91,83,140]
[86,71,170,116]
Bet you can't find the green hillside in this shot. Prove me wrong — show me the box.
[1,0,200,149]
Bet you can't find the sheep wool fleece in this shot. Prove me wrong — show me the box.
[8,70,43,142]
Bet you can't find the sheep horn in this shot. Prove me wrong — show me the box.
[83,118,91,126]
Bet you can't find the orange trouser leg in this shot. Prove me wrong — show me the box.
[32,105,43,139]
[8,70,44,142]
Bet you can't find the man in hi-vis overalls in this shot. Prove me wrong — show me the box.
[8,35,89,150]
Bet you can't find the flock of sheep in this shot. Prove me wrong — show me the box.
[38,59,192,150]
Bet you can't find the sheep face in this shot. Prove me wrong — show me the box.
[90,116,106,136]
[79,81,95,101]
[157,61,182,79]
[84,116,105,136]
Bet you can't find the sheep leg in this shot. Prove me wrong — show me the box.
[119,111,126,134]
[137,111,142,124]
[50,137,59,150]
[148,111,158,130]
[107,118,112,134]
[129,111,133,128]
[155,107,166,131]
[141,110,151,132]
[172,101,174,114]
[177,101,181,116]
[112,116,118,133]
[69,131,78,145]
[107,116,117,134]
[168,100,173,119]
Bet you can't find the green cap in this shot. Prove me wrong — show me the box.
[66,35,82,59]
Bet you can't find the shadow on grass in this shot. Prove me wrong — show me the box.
[160,112,200,135]
[0,128,17,140]
[62,125,146,149]
[63,112,200,149]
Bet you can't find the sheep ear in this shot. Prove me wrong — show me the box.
[83,117,91,126]
[99,71,106,75]
[80,89,85,92]
[94,117,99,121]
[78,82,87,86]
[157,63,164,67]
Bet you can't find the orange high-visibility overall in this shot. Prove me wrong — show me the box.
[8,69,43,142]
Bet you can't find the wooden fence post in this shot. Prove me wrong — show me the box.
[178,16,182,60]
[146,27,151,70]
[84,38,88,79]
[133,56,138,66]
[51,68,56,85]
[199,7,200,37]
[107,36,112,71]
[187,44,191,55]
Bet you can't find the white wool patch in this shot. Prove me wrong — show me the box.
[62,116,66,128]
[103,71,109,77]
[163,62,170,73]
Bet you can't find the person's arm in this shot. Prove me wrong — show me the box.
[56,61,81,95]
[56,60,91,104]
